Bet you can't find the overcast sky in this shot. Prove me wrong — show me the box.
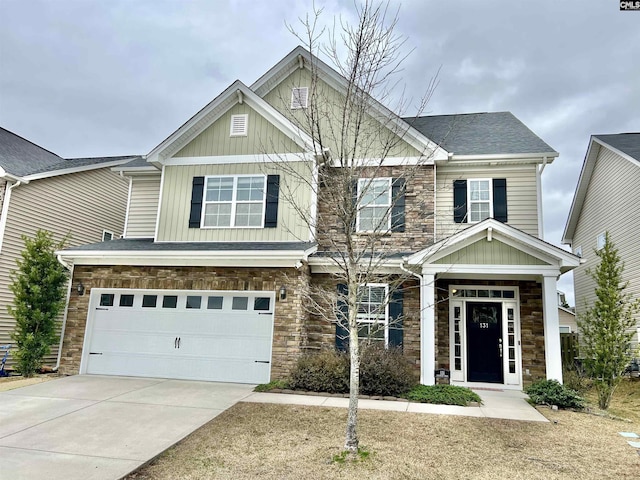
[1,0,638,305]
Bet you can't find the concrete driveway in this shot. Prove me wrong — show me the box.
[0,375,254,480]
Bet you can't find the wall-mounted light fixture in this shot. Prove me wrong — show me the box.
[279,285,287,301]
[77,282,85,296]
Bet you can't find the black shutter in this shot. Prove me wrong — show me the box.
[493,178,507,223]
[388,287,404,348]
[335,284,349,351]
[264,175,280,228]
[453,179,467,223]
[188,176,205,228]
[350,179,358,233]
[391,178,406,232]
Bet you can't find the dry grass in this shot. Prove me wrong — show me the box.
[127,393,640,480]
[583,377,640,423]
[0,373,58,392]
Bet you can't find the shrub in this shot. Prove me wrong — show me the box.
[404,385,481,406]
[254,379,289,392]
[525,379,584,409]
[359,344,417,396]
[288,349,350,393]
[562,367,591,394]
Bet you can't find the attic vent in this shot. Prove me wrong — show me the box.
[291,87,308,109]
[230,114,248,136]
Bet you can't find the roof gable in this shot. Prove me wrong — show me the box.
[146,80,315,165]
[563,133,640,244]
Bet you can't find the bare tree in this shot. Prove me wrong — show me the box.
[268,1,441,454]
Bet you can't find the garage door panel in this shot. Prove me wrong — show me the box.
[84,289,274,384]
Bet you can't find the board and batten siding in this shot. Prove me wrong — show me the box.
[434,239,548,266]
[125,174,161,238]
[174,103,303,158]
[0,168,129,367]
[262,68,425,160]
[435,164,539,240]
[572,147,640,346]
[156,162,313,242]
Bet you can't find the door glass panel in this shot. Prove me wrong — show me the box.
[162,296,178,308]
[254,297,271,311]
[100,294,114,307]
[207,296,223,309]
[453,306,462,371]
[186,296,202,309]
[142,295,157,308]
[119,294,134,307]
[232,297,248,310]
[507,307,517,375]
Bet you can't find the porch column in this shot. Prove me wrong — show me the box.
[421,273,436,385]
[542,274,563,383]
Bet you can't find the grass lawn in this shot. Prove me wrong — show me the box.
[126,379,640,480]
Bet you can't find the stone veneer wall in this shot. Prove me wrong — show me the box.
[306,274,421,378]
[59,265,311,379]
[316,165,435,254]
[435,279,546,386]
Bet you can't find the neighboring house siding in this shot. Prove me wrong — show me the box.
[435,164,539,240]
[0,168,129,366]
[156,162,313,242]
[262,68,424,159]
[125,174,161,238]
[433,239,548,265]
[173,103,302,157]
[572,147,640,345]
[558,308,578,332]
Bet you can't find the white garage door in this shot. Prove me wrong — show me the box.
[81,289,274,384]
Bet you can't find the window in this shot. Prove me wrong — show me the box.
[119,294,134,307]
[290,87,308,109]
[162,295,178,308]
[207,296,223,309]
[559,326,572,334]
[100,294,114,307]
[102,230,114,241]
[357,178,391,232]
[254,297,271,311]
[232,297,248,310]
[142,295,157,308]
[468,179,492,222]
[202,175,266,228]
[230,114,248,136]
[574,246,582,258]
[597,233,606,251]
[356,284,388,343]
[186,296,202,309]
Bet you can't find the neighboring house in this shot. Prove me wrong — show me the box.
[563,133,640,350]
[557,291,577,334]
[57,47,579,389]
[0,127,133,367]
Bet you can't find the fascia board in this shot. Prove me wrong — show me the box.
[421,264,561,276]
[22,159,133,181]
[446,152,558,163]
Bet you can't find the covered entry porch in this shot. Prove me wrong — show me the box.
[406,219,580,388]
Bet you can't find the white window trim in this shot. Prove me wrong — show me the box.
[102,230,114,241]
[596,232,606,251]
[356,283,389,346]
[229,114,248,137]
[356,177,392,233]
[467,178,493,223]
[574,246,582,258]
[290,87,309,109]
[559,325,572,334]
[200,174,266,229]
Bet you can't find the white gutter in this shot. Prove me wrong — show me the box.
[0,178,29,253]
[536,156,548,238]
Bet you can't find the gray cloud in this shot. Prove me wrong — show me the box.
[1,0,638,305]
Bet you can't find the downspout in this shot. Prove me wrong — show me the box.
[0,178,29,253]
[55,255,74,372]
[536,156,548,238]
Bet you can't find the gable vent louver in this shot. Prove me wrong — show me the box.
[291,87,308,109]
[230,114,248,136]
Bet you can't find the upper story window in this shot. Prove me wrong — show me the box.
[230,114,248,136]
[357,178,391,232]
[290,87,308,109]
[356,284,388,344]
[102,230,114,241]
[202,175,266,228]
[596,232,606,250]
[574,246,583,258]
[453,178,507,224]
[468,179,492,222]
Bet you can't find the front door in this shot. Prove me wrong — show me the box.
[466,302,503,383]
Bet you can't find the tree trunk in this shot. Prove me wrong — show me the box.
[345,286,360,452]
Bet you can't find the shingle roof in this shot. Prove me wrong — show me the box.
[63,238,316,252]
[27,155,143,176]
[403,112,557,156]
[594,133,640,162]
[114,156,152,169]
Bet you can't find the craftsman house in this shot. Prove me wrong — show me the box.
[57,47,579,389]
[563,133,640,350]
[0,127,132,367]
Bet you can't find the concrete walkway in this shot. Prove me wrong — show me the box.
[242,388,548,422]
[0,375,255,480]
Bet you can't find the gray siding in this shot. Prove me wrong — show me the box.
[125,174,161,238]
[156,162,313,242]
[0,168,129,367]
[435,164,539,240]
[572,147,640,346]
